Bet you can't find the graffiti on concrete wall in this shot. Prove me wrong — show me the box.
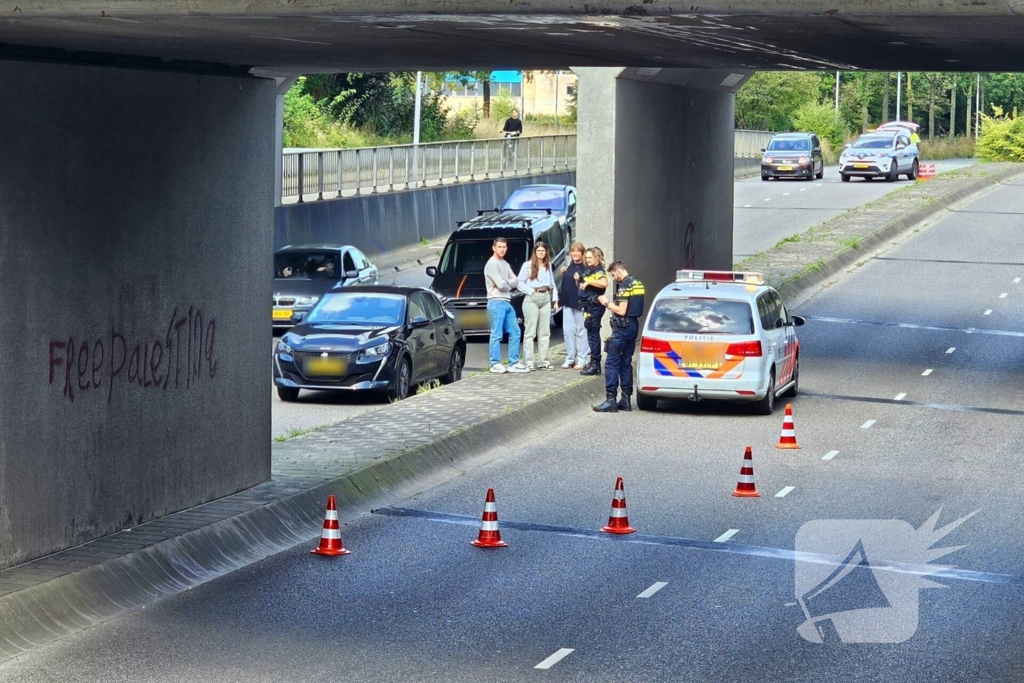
[48,305,217,403]
[683,222,696,268]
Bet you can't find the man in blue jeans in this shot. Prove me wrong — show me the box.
[484,237,528,374]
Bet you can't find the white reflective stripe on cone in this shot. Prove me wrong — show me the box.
[325,510,339,521]
[738,475,755,483]
[614,490,625,501]
[484,502,497,512]
[480,521,499,531]
[321,529,341,540]
[609,508,628,518]
[780,429,796,436]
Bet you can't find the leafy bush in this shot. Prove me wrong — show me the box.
[490,89,518,121]
[975,106,1024,162]
[792,102,846,151]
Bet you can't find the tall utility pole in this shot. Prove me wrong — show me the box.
[896,72,902,122]
[835,71,840,111]
[976,73,981,139]
[412,71,423,188]
[554,70,560,133]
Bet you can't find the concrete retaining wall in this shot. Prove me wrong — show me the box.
[0,61,273,569]
[274,172,576,257]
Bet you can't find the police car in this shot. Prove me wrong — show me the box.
[636,270,805,414]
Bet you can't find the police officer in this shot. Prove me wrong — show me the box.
[593,261,645,413]
[576,247,608,376]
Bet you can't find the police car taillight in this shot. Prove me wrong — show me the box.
[725,340,763,357]
[640,336,671,354]
[676,270,764,285]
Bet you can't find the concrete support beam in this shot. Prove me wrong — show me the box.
[575,67,746,297]
[0,60,275,569]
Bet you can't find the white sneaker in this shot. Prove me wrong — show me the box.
[538,362,554,370]
[526,362,536,371]
[490,363,508,374]
[561,360,574,369]
[507,362,529,373]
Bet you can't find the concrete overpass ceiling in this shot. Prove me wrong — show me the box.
[1,5,1024,72]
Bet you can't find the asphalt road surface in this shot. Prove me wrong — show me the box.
[9,173,1024,681]
[271,160,973,439]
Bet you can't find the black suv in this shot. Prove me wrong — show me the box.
[760,132,825,181]
[425,211,570,335]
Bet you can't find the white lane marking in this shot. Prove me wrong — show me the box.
[894,393,906,401]
[714,529,740,543]
[861,420,876,429]
[800,188,807,191]
[922,369,933,376]
[946,347,956,354]
[1000,293,1008,298]
[984,310,993,315]
[744,204,752,208]
[763,198,772,202]
[1015,278,1021,284]
[637,581,669,599]
[783,192,791,196]
[822,450,839,461]
[535,649,574,670]
[775,486,795,498]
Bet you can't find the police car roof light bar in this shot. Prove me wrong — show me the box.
[675,270,764,285]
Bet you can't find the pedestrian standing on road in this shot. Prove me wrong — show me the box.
[577,247,608,376]
[593,261,645,413]
[559,242,589,369]
[485,237,528,374]
[518,242,559,371]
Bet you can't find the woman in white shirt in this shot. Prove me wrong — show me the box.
[517,242,560,370]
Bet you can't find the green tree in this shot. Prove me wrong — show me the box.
[792,102,846,151]
[735,72,823,131]
[976,105,1024,161]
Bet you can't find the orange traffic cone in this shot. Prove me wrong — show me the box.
[600,477,637,534]
[776,403,801,449]
[732,446,761,498]
[928,163,937,178]
[311,495,351,556]
[471,488,508,548]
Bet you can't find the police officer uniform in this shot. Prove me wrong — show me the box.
[578,263,608,376]
[594,275,645,412]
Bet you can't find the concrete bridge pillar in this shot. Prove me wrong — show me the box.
[0,59,274,568]
[574,67,750,293]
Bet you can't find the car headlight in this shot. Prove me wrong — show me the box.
[277,340,293,354]
[763,156,773,164]
[359,342,390,361]
[798,156,808,164]
[298,296,320,306]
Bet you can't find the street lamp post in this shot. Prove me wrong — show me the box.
[896,72,902,122]
[412,70,422,188]
[835,71,840,111]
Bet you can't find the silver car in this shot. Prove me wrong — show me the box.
[839,132,919,182]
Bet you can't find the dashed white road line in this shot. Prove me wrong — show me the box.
[894,392,906,401]
[984,310,993,315]
[1015,278,1021,284]
[713,529,740,543]
[775,486,795,498]
[783,192,790,196]
[800,188,807,191]
[946,347,956,354]
[535,649,574,670]
[1000,293,1008,298]
[861,419,876,429]
[763,197,772,202]
[744,204,752,208]
[637,582,669,599]
[922,369,934,376]
[822,450,839,460]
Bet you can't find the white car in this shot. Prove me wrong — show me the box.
[636,270,805,414]
[838,131,920,182]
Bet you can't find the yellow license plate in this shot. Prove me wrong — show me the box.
[854,163,870,169]
[305,357,347,376]
[273,309,293,320]
[458,310,490,330]
[777,165,793,171]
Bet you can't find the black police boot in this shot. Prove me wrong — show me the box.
[580,361,602,376]
[593,395,619,413]
[616,394,632,412]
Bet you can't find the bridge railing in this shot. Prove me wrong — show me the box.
[282,129,774,203]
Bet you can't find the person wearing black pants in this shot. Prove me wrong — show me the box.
[576,247,608,376]
[593,261,645,413]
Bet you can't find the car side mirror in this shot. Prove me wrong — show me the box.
[791,315,806,327]
[344,270,359,279]
[759,147,766,153]
[410,316,430,329]
[844,143,852,149]
[425,266,438,278]
[896,143,906,150]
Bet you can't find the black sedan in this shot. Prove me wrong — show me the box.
[273,244,379,329]
[274,286,466,402]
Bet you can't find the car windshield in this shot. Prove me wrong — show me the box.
[852,137,894,150]
[306,293,405,326]
[437,239,530,276]
[275,251,340,279]
[649,298,755,335]
[767,138,810,151]
[502,188,565,211]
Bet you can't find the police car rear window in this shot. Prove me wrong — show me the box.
[649,298,754,335]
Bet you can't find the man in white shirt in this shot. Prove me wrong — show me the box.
[484,238,528,373]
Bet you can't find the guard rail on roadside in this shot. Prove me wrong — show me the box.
[282,129,775,203]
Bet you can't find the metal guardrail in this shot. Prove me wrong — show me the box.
[282,130,775,203]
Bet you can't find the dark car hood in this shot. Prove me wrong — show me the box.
[273,278,343,298]
[284,325,397,351]
[429,272,489,300]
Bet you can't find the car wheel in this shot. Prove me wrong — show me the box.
[442,346,464,385]
[783,357,799,398]
[277,386,300,402]
[815,164,824,180]
[886,161,898,182]
[908,159,919,180]
[389,357,411,401]
[636,392,658,411]
[841,174,850,182]
[755,371,775,416]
